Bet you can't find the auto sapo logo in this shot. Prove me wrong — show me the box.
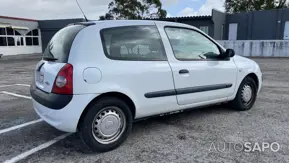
[209,142,280,153]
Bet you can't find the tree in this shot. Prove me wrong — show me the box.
[225,0,289,13]
[99,0,167,20]
[99,13,114,20]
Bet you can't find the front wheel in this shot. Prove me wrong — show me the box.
[230,76,258,111]
[79,97,133,152]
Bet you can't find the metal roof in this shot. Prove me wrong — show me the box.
[145,15,212,20]
[0,15,37,22]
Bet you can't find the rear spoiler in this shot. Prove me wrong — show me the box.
[66,22,96,27]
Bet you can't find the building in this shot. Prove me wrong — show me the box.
[0,16,42,56]
[225,8,289,40]
[38,18,84,53]
[0,16,84,56]
[37,7,289,51]
[0,8,288,56]
[154,8,289,41]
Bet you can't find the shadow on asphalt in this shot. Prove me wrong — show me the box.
[52,105,234,154]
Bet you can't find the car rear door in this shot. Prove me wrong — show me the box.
[35,25,84,93]
[157,24,238,105]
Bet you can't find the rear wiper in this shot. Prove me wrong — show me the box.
[43,56,58,61]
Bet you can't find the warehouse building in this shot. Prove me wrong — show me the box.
[0,8,289,56]
[154,8,289,40]
[0,16,42,56]
[38,18,84,54]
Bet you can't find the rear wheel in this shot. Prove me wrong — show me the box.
[230,76,258,111]
[79,97,133,152]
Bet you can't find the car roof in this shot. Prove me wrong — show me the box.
[85,20,199,31]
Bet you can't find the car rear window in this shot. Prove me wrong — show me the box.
[100,25,167,61]
[43,25,85,63]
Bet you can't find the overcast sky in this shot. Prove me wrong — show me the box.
[0,0,225,20]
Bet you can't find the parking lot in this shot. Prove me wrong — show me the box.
[0,54,289,163]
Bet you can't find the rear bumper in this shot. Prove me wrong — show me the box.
[30,84,100,132]
[30,83,72,110]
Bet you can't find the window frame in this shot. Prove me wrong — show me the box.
[0,27,7,35]
[0,28,7,46]
[32,29,39,36]
[7,37,15,46]
[0,36,7,46]
[0,27,40,47]
[6,27,14,36]
[32,37,39,46]
[100,25,168,61]
[164,26,226,61]
[25,29,40,46]
[25,37,33,46]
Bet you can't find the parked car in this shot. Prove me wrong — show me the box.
[30,20,262,152]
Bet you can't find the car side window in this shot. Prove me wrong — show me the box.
[165,27,221,60]
[101,26,167,61]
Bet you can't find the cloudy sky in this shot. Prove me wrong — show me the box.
[0,0,225,20]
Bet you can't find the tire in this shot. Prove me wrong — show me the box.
[230,76,258,111]
[79,97,133,152]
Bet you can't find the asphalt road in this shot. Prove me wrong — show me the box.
[0,54,289,163]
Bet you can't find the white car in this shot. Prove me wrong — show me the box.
[30,20,262,152]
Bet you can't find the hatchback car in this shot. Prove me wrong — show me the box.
[30,20,262,152]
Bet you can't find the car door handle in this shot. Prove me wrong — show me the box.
[179,69,189,74]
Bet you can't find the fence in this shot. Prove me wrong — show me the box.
[218,40,289,57]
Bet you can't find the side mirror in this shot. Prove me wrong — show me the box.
[223,49,235,58]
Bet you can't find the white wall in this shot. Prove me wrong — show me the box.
[218,40,289,57]
[0,17,42,56]
[0,46,42,56]
[0,17,38,32]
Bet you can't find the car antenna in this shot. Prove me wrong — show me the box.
[75,0,88,22]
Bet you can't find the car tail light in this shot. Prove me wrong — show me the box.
[52,64,73,95]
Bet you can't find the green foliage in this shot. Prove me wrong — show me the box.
[225,0,289,13]
[99,0,167,20]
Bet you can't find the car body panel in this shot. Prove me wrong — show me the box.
[31,20,262,133]
[227,55,262,100]
[32,93,99,132]
[69,24,178,119]
[155,22,238,105]
[35,60,65,93]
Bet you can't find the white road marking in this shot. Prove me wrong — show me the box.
[15,84,30,87]
[0,84,16,88]
[4,133,72,163]
[0,119,43,135]
[0,84,30,88]
[1,91,32,99]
